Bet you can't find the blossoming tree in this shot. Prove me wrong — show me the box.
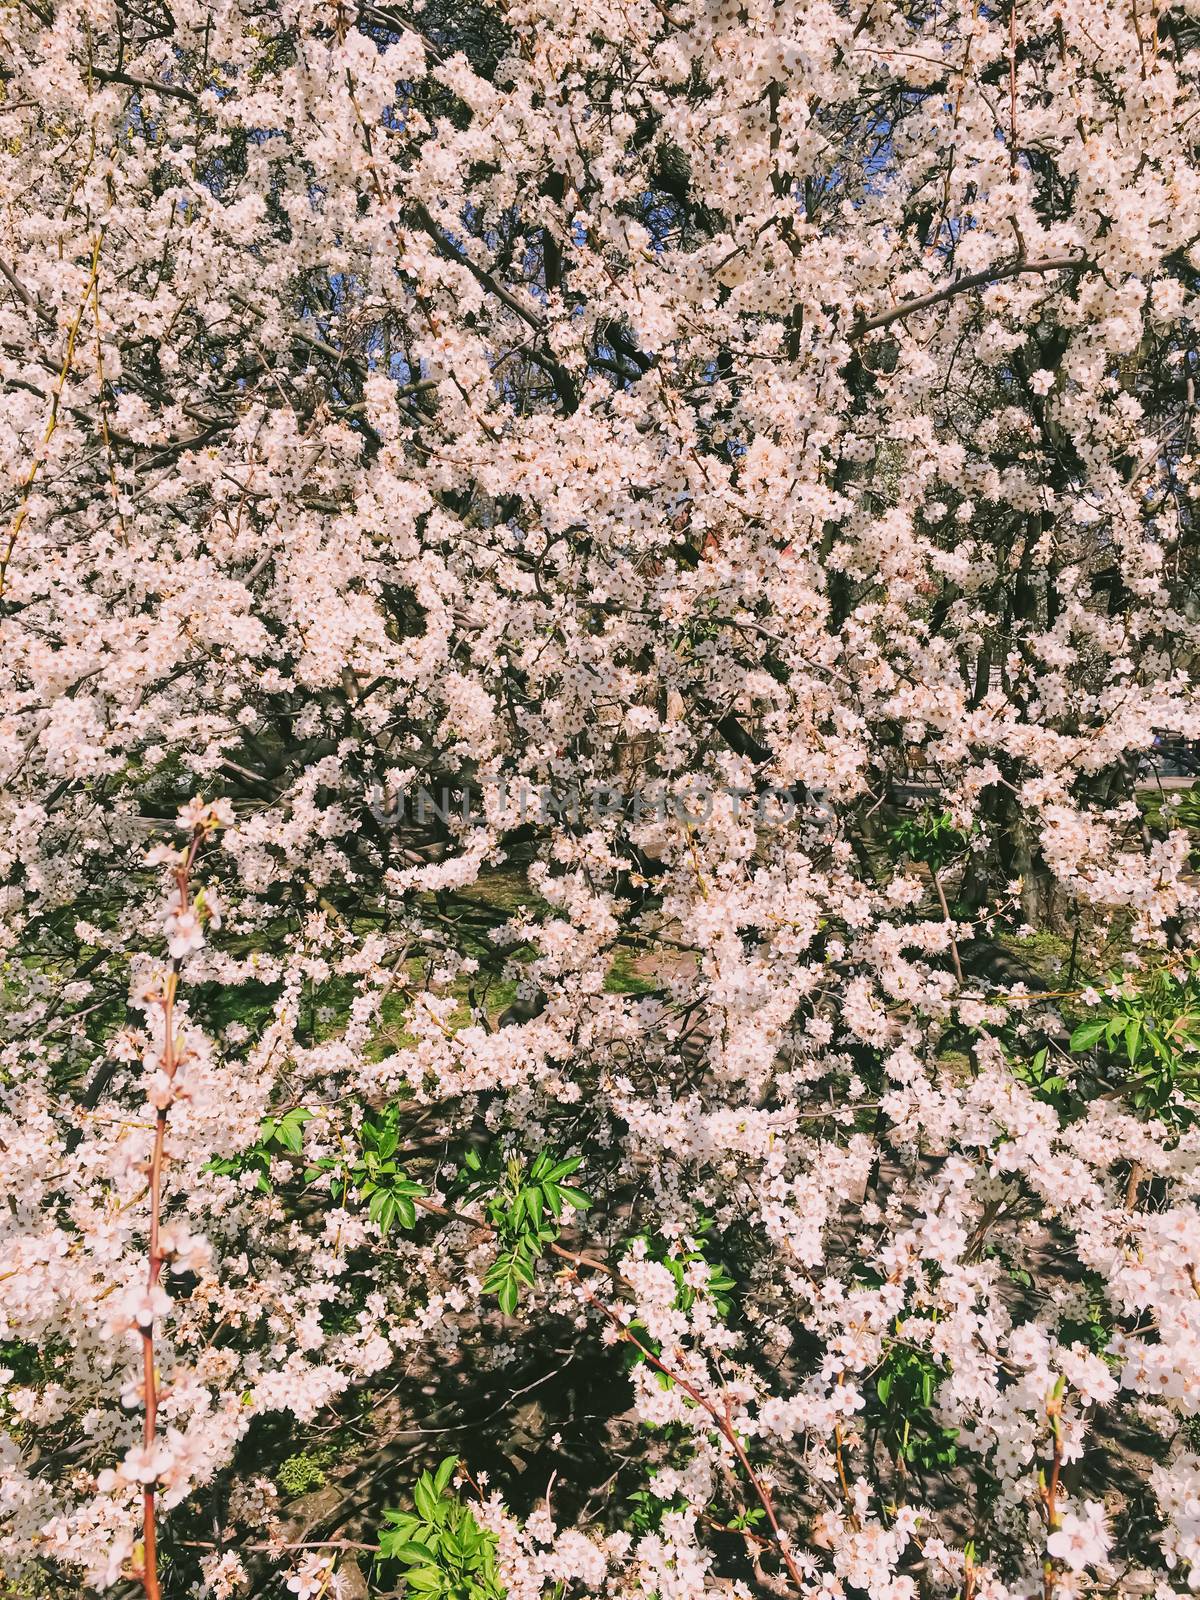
[2,0,1200,1596]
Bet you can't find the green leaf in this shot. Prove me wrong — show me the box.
[393,1541,438,1566]
[405,1566,446,1592]
[433,1456,458,1495]
[369,1190,397,1234]
[498,1278,519,1316]
[1126,1017,1142,1065]
[482,1259,509,1291]
[382,1510,419,1538]
[1069,1020,1107,1051]
[413,1477,440,1523]
[544,1156,582,1182]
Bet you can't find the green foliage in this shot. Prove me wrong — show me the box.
[1173,788,1200,826]
[621,1216,737,1382]
[872,1341,959,1472]
[277,1444,337,1497]
[1057,1280,1115,1359]
[206,1106,313,1193]
[727,1506,767,1532]
[672,1219,735,1301]
[634,1216,736,1318]
[0,1338,43,1386]
[1068,960,1200,1122]
[887,809,970,874]
[1143,785,1200,869]
[377,1456,506,1599]
[1011,1045,1070,1108]
[306,1101,427,1235]
[1159,785,1200,841]
[209,1099,428,1236]
[456,1148,591,1315]
[624,1487,689,1535]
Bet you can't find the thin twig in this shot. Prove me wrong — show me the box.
[136,824,210,1600]
[569,1275,807,1593]
[0,232,103,602]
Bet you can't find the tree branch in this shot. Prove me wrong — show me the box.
[852,254,1090,337]
[94,69,199,104]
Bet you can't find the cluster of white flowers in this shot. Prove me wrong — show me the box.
[1,0,1200,1595]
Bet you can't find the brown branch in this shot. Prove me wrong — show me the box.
[94,69,199,104]
[1009,1,1020,180]
[1040,1383,1065,1600]
[402,1197,802,1583]
[569,1275,807,1593]
[135,823,212,1600]
[0,232,102,604]
[180,1539,380,1554]
[930,867,964,985]
[411,204,580,412]
[413,203,548,336]
[0,257,43,315]
[851,254,1090,337]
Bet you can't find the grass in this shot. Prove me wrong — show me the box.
[276,1442,340,1497]
[604,949,661,996]
[1137,781,1200,842]
[998,927,1073,973]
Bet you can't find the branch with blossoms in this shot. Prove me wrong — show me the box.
[128,801,233,1600]
[851,252,1092,337]
[568,1273,808,1593]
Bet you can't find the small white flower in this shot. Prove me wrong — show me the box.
[1047,1502,1111,1572]
[165,902,204,959]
